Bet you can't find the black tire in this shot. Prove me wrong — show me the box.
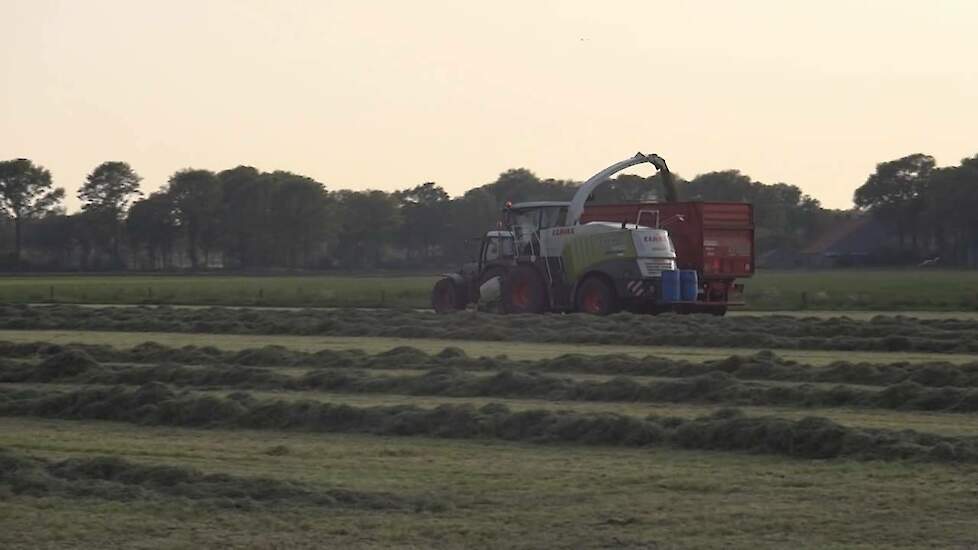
[502,265,547,314]
[432,278,464,314]
[575,276,618,315]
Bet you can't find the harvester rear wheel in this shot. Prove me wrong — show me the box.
[575,276,618,315]
[432,278,464,314]
[502,265,546,314]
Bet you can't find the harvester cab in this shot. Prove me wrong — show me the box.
[431,152,753,315]
[503,201,570,257]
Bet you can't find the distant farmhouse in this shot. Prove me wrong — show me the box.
[759,215,893,269]
[799,216,893,268]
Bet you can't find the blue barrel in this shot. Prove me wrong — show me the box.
[680,270,699,302]
[660,270,680,303]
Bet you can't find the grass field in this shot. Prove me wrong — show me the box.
[3,418,978,549]
[0,274,435,309]
[3,329,976,365]
[745,269,978,310]
[2,308,978,548]
[8,382,978,437]
[0,269,976,310]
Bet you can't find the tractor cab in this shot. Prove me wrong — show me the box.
[479,230,516,270]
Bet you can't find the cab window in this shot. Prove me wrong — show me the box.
[484,237,500,262]
[510,210,539,240]
[539,207,567,229]
[483,236,515,264]
[500,236,515,257]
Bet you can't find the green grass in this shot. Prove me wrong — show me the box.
[11,381,978,438]
[0,274,436,309]
[730,309,978,320]
[3,318,978,548]
[747,269,978,311]
[2,328,975,365]
[0,270,976,311]
[1,417,977,549]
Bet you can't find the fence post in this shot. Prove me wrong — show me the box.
[381,290,386,306]
[801,292,808,309]
[49,286,54,301]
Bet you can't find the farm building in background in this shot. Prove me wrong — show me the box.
[800,216,893,268]
[794,214,978,269]
[757,215,894,269]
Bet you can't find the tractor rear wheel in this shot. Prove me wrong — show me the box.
[575,277,618,315]
[432,277,464,314]
[502,265,547,314]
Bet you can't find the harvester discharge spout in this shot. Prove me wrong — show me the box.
[566,152,677,226]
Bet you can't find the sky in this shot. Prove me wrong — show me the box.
[2,0,976,211]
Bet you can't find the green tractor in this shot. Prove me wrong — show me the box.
[432,152,688,315]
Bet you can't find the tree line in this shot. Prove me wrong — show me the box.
[854,154,978,265]
[0,153,974,271]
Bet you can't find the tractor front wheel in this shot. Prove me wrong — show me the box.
[432,278,464,314]
[502,266,546,314]
[575,277,618,315]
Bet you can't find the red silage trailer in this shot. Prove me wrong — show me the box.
[581,201,754,314]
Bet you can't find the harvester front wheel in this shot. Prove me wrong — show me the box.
[502,265,546,314]
[432,278,465,314]
[575,276,618,315]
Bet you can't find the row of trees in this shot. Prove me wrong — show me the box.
[854,154,978,265]
[0,153,974,271]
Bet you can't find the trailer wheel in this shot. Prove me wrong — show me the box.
[432,277,464,314]
[502,265,546,314]
[575,276,618,315]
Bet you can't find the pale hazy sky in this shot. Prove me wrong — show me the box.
[3,0,976,210]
